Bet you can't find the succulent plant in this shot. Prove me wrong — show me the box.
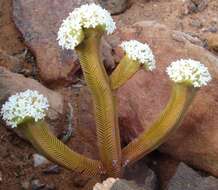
[1,3,212,180]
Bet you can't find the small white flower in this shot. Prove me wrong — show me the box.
[93,178,119,190]
[166,59,212,87]
[57,3,116,50]
[120,40,156,71]
[1,90,49,128]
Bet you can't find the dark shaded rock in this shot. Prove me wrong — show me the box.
[192,0,208,11]
[99,0,131,15]
[168,163,218,190]
[149,153,179,190]
[182,0,208,14]
[168,163,201,190]
[43,165,61,175]
[124,158,158,189]
[144,169,158,190]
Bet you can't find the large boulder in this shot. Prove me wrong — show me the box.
[12,0,114,86]
[108,21,218,176]
[168,163,218,190]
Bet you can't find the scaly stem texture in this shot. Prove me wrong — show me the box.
[110,55,141,90]
[19,120,103,176]
[76,28,121,177]
[122,83,196,166]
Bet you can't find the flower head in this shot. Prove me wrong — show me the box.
[166,59,212,87]
[57,3,116,50]
[1,90,49,128]
[120,40,156,71]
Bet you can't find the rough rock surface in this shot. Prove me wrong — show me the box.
[182,0,208,14]
[168,163,218,190]
[108,21,218,176]
[111,180,144,190]
[123,158,158,189]
[12,0,114,86]
[99,0,131,15]
[206,33,218,53]
[0,49,23,72]
[0,66,64,136]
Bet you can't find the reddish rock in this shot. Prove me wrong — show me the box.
[0,66,64,137]
[206,33,218,53]
[12,0,77,85]
[12,0,113,86]
[0,49,23,72]
[109,21,218,176]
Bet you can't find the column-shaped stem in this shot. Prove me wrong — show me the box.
[76,28,121,177]
[110,55,141,90]
[19,121,103,176]
[122,83,197,166]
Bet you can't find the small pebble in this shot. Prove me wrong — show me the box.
[0,171,2,183]
[43,165,61,175]
[207,26,218,33]
[31,179,45,190]
[33,154,50,167]
[21,180,30,190]
[190,19,203,29]
[44,184,56,190]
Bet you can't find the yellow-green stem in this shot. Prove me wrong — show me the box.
[19,120,103,176]
[122,83,197,166]
[110,55,141,90]
[76,28,121,177]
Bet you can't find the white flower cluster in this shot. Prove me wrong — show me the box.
[93,178,119,190]
[166,59,212,87]
[57,3,116,50]
[120,40,156,71]
[1,90,49,128]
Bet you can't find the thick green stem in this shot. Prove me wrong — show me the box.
[122,83,197,166]
[110,55,141,90]
[76,28,121,177]
[19,120,103,176]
